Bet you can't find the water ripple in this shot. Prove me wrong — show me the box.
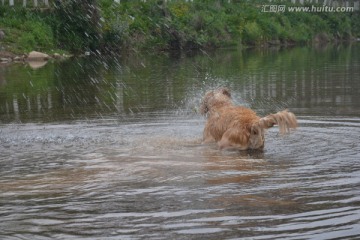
[0,116,359,239]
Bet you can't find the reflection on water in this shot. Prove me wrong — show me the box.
[0,44,360,239]
[1,44,360,123]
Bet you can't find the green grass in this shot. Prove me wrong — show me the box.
[0,7,56,53]
[0,1,359,55]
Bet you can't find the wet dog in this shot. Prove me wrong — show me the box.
[200,88,297,150]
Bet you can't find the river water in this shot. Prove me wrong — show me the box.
[0,45,359,239]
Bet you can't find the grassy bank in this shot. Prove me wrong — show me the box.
[0,0,359,55]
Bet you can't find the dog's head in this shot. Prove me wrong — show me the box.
[249,125,265,150]
[200,88,232,116]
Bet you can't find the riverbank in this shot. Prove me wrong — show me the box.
[0,50,71,66]
[1,0,360,56]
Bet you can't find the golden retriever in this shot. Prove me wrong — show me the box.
[200,88,297,150]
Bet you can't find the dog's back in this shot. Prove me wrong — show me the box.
[212,106,263,150]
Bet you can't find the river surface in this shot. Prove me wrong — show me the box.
[0,45,360,239]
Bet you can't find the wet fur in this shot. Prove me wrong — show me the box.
[200,88,297,150]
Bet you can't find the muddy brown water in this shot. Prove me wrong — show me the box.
[1,45,360,239]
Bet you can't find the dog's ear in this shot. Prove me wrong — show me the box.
[200,104,208,115]
[200,91,214,116]
[221,88,231,98]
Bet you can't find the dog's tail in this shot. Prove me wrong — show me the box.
[252,110,297,135]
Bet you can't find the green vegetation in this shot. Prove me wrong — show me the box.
[0,7,55,53]
[0,0,359,55]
